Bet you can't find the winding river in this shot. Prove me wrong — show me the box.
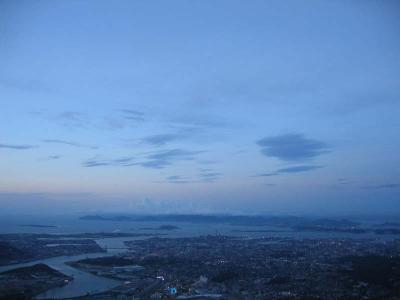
[0,236,148,299]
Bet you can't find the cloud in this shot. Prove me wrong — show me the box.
[199,172,223,182]
[147,149,203,160]
[140,160,170,169]
[53,111,89,128]
[197,160,220,165]
[120,109,145,121]
[257,133,329,162]
[141,149,204,169]
[363,183,400,190]
[168,114,226,129]
[82,157,135,168]
[199,168,214,172]
[141,127,202,147]
[142,133,183,146]
[277,165,322,173]
[42,139,98,149]
[166,175,182,181]
[164,175,194,184]
[257,172,279,177]
[164,172,222,184]
[101,109,145,130]
[337,178,352,185]
[38,110,145,131]
[82,161,112,167]
[257,165,322,177]
[0,143,37,150]
[82,149,203,169]
[45,155,61,160]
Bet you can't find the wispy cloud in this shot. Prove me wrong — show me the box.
[53,111,89,128]
[42,139,98,149]
[38,110,145,131]
[139,160,169,169]
[100,109,145,130]
[142,133,184,146]
[256,173,279,177]
[362,183,400,190]
[257,165,322,177]
[147,149,202,161]
[140,149,204,169]
[141,127,207,147]
[168,114,226,129]
[82,157,136,168]
[0,143,37,150]
[43,155,61,160]
[84,149,206,169]
[197,160,220,165]
[164,172,222,184]
[337,178,352,185]
[257,133,329,162]
[277,165,322,173]
[164,175,193,184]
[120,109,145,121]
[166,175,182,181]
[199,172,223,182]
[83,161,112,167]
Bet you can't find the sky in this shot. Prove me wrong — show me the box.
[0,0,399,215]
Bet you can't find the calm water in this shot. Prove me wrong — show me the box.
[0,214,398,299]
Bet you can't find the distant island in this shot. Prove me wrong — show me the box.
[79,214,400,236]
[20,224,57,228]
[139,225,180,231]
[79,214,358,228]
[374,222,400,227]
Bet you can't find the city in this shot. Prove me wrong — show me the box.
[1,0,400,299]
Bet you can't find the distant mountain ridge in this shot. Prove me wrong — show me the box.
[80,214,358,228]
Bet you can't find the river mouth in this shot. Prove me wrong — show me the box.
[0,235,149,299]
[36,235,153,299]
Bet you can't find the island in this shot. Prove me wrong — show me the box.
[139,225,181,231]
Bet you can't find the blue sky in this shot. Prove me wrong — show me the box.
[0,0,399,215]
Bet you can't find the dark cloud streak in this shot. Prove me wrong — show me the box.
[257,165,322,177]
[257,133,329,162]
[42,139,98,149]
[82,157,135,168]
[0,143,37,150]
[141,149,204,169]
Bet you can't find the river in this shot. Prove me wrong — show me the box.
[0,235,149,299]
[0,216,398,299]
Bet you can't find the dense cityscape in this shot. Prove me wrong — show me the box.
[65,236,400,300]
[1,216,400,299]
